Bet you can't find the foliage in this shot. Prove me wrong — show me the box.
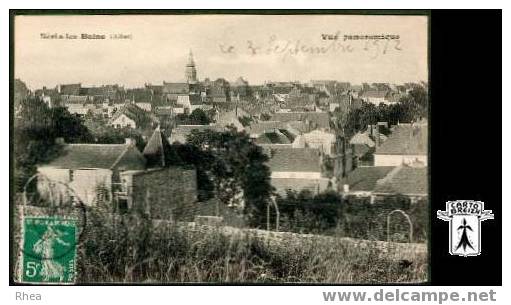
[340,196,428,243]
[176,108,211,125]
[238,115,253,127]
[273,190,428,242]
[83,117,146,151]
[13,98,92,191]
[260,113,272,121]
[67,209,427,283]
[276,191,343,234]
[341,86,428,138]
[170,128,273,225]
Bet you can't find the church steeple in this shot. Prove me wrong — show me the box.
[185,50,197,84]
[187,50,195,66]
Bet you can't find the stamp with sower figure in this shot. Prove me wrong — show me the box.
[19,216,78,284]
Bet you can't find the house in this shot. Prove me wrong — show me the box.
[328,94,352,112]
[114,128,198,219]
[374,122,428,166]
[359,90,395,105]
[349,131,376,165]
[255,130,294,146]
[37,130,199,219]
[37,139,146,206]
[270,111,331,131]
[119,167,197,219]
[135,102,152,112]
[214,111,244,131]
[163,82,190,102]
[65,104,94,117]
[340,165,427,203]
[372,166,428,202]
[207,78,231,103]
[175,94,207,113]
[34,86,60,108]
[109,103,158,129]
[57,83,81,96]
[298,129,337,156]
[246,121,287,138]
[231,77,251,98]
[266,147,330,195]
[61,95,90,105]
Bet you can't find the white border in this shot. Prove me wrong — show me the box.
[2,2,508,305]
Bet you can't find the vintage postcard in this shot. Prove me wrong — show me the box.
[12,13,428,284]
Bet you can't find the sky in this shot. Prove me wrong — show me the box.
[15,14,428,90]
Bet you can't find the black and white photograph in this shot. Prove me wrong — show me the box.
[10,13,431,284]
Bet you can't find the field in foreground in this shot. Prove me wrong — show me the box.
[75,211,427,284]
[12,206,427,284]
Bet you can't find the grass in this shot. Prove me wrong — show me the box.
[11,204,427,284]
[75,208,427,284]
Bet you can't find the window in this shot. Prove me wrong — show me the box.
[118,199,128,214]
[69,170,74,182]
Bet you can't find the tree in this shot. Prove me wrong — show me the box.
[188,108,211,125]
[176,108,211,125]
[238,116,253,127]
[342,85,428,138]
[172,128,273,225]
[14,97,92,191]
[83,117,146,152]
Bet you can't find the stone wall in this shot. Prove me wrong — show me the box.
[125,167,197,220]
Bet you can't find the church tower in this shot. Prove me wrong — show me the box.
[185,50,198,84]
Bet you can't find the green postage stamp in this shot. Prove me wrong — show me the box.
[19,216,78,284]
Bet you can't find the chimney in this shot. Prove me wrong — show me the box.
[125,138,136,146]
[55,137,65,145]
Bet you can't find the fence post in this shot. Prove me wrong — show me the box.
[271,196,280,232]
[386,209,414,243]
[266,201,270,231]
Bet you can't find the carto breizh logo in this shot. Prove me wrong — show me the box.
[437,200,494,257]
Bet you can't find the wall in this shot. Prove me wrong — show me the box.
[374,154,428,167]
[302,130,336,156]
[37,167,112,206]
[111,114,136,128]
[122,167,198,220]
[271,177,331,196]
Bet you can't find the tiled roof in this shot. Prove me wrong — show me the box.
[360,90,388,99]
[163,82,189,94]
[375,124,428,155]
[341,166,395,192]
[143,128,172,168]
[272,86,294,95]
[349,132,375,147]
[42,144,145,170]
[286,121,311,133]
[373,166,428,196]
[169,125,222,144]
[110,103,157,128]
[61,95,89,104]
[215,111,243,130]
[267,148,321,172]
[271,112,331,130]
[255,131,292,145]
[246,121,284,135]
[59,83,81,96]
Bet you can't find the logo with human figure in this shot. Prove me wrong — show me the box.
[20,217,77,283]
[437,200,494,257]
